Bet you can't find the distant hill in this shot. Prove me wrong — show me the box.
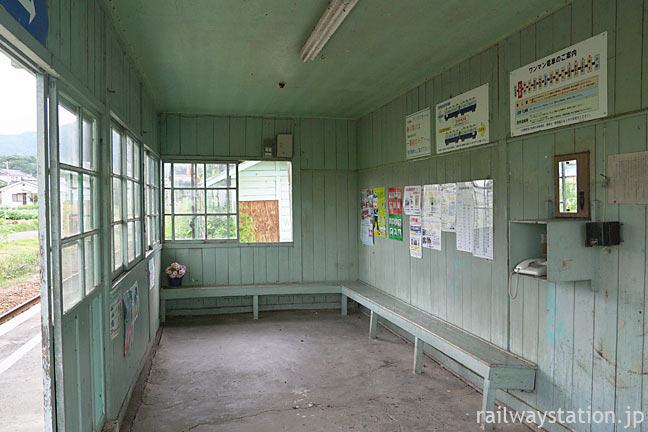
[0,131,37,156]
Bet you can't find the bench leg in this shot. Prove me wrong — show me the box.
[253,295,259,320]
[369,310,378,339]
[341,294,347,316]
[413,337,424,374]
[161,299,166,323]
[480,378,496,431]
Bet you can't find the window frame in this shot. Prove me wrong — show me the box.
[111,123,144,279]
[57,98,101,313]
[162,159,294,245]
[145,150,161,250]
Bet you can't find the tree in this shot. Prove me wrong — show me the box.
[0,155,37,177]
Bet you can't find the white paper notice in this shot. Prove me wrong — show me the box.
[440,183,456,232]
[148,258,156,290]
[422,184,441,216]
[455,182,474,253]
[409,217,423,258]
[608,151,648,204]
[472,180,494,260]
[406,108,432,160]
[422,217,442,250]
[404,186,422,215]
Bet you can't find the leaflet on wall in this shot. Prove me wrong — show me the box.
[455,182,475,253]
[422,184,442,217]
[109,299,121,340]
[409,217,423,258]
[374,187,387,238]
[388,187,403,241]
[406,108,432,160]
[436,84,489,154]
[122,291,133,355]
[510,32,607,137]
[360,188,374,246]
[403,185,421,215]
[472,180,494,260]
[422,217,442,251]
[148,258,156,291]
[440,183,456,232]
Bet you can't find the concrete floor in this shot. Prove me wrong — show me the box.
[128,310,532,432]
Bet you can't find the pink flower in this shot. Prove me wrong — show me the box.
[171,271,178,278]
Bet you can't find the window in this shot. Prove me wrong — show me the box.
[58,102,100,313]
[164,160,293,243]
[554,152,590,219]
[12,193,23,202]
[111,126,143,274]
[145,152,161,249]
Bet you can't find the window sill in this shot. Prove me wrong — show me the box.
[162,241,294,249]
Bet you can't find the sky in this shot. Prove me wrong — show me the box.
[0,50,36,135]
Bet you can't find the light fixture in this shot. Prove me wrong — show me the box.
[299,0,359,62]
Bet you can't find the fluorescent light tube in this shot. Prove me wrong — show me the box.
[300,0,359,62]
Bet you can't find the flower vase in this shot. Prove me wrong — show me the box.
[169,277,183,287]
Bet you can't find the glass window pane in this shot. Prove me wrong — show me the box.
[205,164,228,187]
[112,129,121,174]
[60,170,80,238]
[112,178,122,222]
[164,215,172,240]
[135,220,142,257]
[62,241,82,312]
[83,175,97,232]
[113,224,122,270]
[207,215,229,239]
[229,163,237,186]
[173,163,203,188]
[85,235,100,294]
[127,181,134,219]
[229,189,237,213]
[164,189,172,214]
[82,117,96,170]
[126,138,133,178]
[164,163,171,188]
[59,105,79,167]
[229,215,237,239]
[127,221,135,263]
[174,215,203,240]
[134,142,140,180]
[174,189,204,214]
[206,189,228,213]
[134,183,141,219]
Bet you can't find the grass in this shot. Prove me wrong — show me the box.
[0,237,39,286]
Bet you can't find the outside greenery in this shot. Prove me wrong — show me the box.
[0,226,39,289]
[0,155,37,177]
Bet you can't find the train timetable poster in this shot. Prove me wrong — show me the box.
[436,84,489,154]
[510,32,607,137]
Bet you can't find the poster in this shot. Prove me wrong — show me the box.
[122,282,140,355]
[404,185,422,215]
[422,184,442,217]
[473,180,494,260]
[409,217,422,259]
[510,32,607,137]
[455,182,475,253]
[388,187,403,241]
[360,188,374,246]
[440,183,456,232]
[436,84,489,154]
[148,258,156,291]
[374,187,387,238]
[109,299,121,340]
[406,108,432,160]
[422,217,442,251]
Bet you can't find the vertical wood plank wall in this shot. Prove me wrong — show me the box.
[160,114,358,313]
[357,0,648,430]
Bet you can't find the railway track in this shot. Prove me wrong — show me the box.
[0,295,41,326]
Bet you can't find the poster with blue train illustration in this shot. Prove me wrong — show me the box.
[436,84,489,154]
[510,32,607,137]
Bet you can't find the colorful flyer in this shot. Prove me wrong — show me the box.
[109,299,121,340]
[388,187,403,241]
[409,217,423,259]
[422,184,442,217]
[373,187,387,238]
[360,188,374,246]
[404,185,421,215]
[440,183,456,232]
[436,84,489,154]
[422,217,442,251]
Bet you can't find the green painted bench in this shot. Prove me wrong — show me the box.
[160,282,342,322]
[339,281,537,431]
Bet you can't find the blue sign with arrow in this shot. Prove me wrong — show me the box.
[0,0,48,46]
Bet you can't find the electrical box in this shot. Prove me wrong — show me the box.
[276,134,293,158]
[586,222,621,247]
[263,142,275,159]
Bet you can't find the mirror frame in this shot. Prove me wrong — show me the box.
[554,151,590,219]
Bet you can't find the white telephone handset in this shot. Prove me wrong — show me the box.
[509,258,547,299]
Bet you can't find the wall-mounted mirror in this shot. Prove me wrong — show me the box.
[554,152,590,219]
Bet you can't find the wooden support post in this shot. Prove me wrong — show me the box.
[369,310,377,339]
[480,378,496,431]
[341,294,347,316]
[161,299,166,323]
[253,295,259,320]
[413,337,423,374]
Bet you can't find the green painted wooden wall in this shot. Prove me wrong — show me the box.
[357,0,648,430]
[159,114,358,314]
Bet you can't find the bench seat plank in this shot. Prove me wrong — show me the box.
[161,282,342,300]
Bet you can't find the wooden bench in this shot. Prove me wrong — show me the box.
[340,281,537,431]
[160,282,342,322]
